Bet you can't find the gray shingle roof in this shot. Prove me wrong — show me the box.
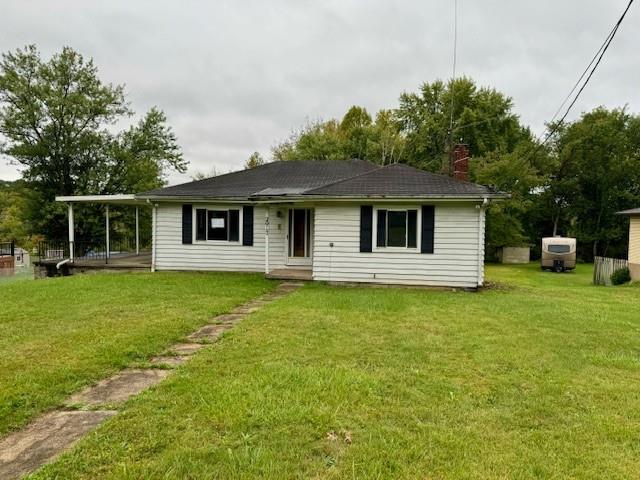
[139,159,377,198]
[137,159,497,199]
[306,163,492,196]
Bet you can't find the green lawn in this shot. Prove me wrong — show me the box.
[0,272,274,436]
[15,265,640,478]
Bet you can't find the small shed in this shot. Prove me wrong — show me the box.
[14,248,31,267]
[497,246,530,264]
[617,208,640,281]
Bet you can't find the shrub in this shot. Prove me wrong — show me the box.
[611,267,631,285]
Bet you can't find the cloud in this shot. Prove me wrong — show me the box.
[0,0,638,185]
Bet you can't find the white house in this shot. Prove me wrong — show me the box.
[129,151,505,289]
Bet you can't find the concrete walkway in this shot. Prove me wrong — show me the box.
[0,281,303,479]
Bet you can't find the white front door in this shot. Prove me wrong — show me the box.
[287,208,313,266]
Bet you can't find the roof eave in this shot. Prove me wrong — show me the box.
[616,208,640,216]
[136,192,509,203]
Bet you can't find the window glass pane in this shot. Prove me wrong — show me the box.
[387,211,407,247]
[196,209,207,241]
[548,244,570,253]
[207,210,228,240]
[407,210,417,248]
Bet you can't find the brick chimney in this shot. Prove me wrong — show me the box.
[451,144,470,182]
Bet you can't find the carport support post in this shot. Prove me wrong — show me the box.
[105,204,110,263]
[68,203,75,262]
[135,206,140,255]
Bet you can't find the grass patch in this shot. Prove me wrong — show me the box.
[24,264,640,478]
[0,271,274,435]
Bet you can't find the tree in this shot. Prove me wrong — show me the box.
[338,106,373,159]
[366,109,405,165]
[548,108,640,259]
[396,77,527,172]
[473,142,550,257]
[0,45,186,240]
[0,180,41,249]
[272,107,398,165]
[272,119,345,161]
[244,151,265,169]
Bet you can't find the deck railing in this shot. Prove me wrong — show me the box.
[38,233,151,264]
[0,241,16,271]
[0,241,14,257]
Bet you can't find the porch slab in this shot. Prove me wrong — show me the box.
[266,268,312,281]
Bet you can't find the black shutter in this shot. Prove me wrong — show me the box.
[376,209,387,247]
[242,206,254,246]
[196,209,206,241]
[360,205,373,252]
[407,210,417,248]
[182,204,193,244]
[229,210,240,241]
[421,205,435,254]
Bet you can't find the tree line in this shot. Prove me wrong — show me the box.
[261,79,640,260]
[1,46,639,260]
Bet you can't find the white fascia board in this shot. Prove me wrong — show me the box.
[55,194,145,205]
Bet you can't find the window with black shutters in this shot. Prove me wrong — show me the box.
[375,208,418,249]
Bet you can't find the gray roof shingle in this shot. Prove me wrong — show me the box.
[139,159,377,198]
[306,163,492,196]
[137,159,497,199]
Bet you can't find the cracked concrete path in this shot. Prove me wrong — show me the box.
[66,369,171,407]
[0,281,303,479]
[0,410,116,480]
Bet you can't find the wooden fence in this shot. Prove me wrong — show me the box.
[593,256,629,286]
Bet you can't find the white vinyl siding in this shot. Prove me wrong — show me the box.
[153,201,486,288]
[154,204,286,272]
[313,203,485,288]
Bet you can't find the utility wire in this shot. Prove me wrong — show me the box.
[447,0,458,172]
[528,0,634,159]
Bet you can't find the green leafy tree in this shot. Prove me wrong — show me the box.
[549,108,640,259]
[396,77,527,172]
[473,142,550,257]
[0,180,42,249]
[0,45,186,240]
[338,106,373,159]
[272,119,345,161]
[244,151,265,169]
[366,109,405,165]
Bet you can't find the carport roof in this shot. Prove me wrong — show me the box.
[55,194,147,205]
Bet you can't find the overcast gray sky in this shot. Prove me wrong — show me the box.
[1,0,638,185]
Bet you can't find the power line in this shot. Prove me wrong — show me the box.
[447,0,458,172]
[529,0,634,158]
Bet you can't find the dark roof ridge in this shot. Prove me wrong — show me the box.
[385,162,487,188]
